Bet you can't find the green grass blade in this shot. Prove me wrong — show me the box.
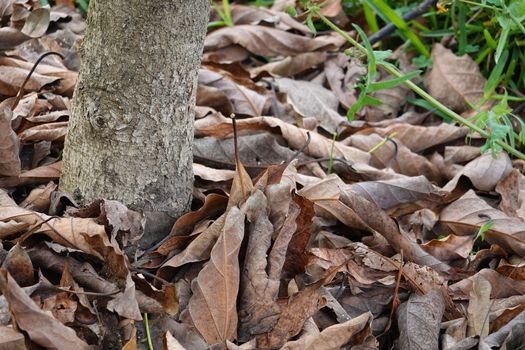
[484,49,509,99]
[483,29,497,49]
[365,0,430,57]
[458,3,468,55]
[363,2,380,33]
[495,24,510,63]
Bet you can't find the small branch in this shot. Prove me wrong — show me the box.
[12,51,64,110]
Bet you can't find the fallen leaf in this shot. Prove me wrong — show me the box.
[238,190,280,340]
[187,206,245,346]
[440,190,525,257]
[0,101,21,177]
[425,43,486,112]
[275,77,346,133]
[280,312,376,350]
[0,269,91,349]
[467,274,491,337]
[204,25,341,58]
[397,289,445,350]
[496,169,525,219]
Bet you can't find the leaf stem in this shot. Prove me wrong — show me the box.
[144,313,153,350]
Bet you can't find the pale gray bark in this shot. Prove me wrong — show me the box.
[60,1,209,221]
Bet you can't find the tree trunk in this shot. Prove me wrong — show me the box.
[60,1,209,224]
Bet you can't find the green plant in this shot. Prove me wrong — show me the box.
[363,0,430,57]
[300,2,525,160]
[473,217,493,243]
[209,0,234,28]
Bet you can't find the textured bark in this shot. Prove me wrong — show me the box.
[60,1,209,220]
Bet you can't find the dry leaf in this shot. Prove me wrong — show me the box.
[425,43,486,112]
[188,206,245,345]
[397,289,445,350]
[0,101,20,177]
[440,190,525,257]
[0,269,91,349]
[204,25,341,58]
[275,77,346,133]
[467,274,491,337]
[280,312,375,350]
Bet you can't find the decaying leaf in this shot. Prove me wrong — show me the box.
[0,269,91,349]
[425,43,486,112]
[397,289,445,350]
[187,206,245,345]
[440,190,525,257]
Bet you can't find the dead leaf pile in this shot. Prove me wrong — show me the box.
[1,1,525,349]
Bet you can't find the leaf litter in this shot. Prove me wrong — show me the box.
[1,1,525,349]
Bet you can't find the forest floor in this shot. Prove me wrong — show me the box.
[1,1,525,349]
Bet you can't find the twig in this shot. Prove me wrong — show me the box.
[130,266,172,286]
[285,131,311,164]
[367,0,439,45]
[12,51,64,110]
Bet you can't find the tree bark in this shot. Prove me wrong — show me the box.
[60,1,209,222]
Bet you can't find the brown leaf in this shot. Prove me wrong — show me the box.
[238,190,280,340]
[0,204,130,280]
[449,268,525,300]
[195,115,370,164]
[0,326,25,350]
[348,133,442,182]
[188,206,245,345]
[199,69,269,117]
[375,122,469,153]
[156,193,228,256]
[230,4,309,34]
[425,43,486,112]
[443,152,513,193]
[275,77,346,133]
[256,270,334,348]
[0,66,59,96]
[481,309,525,348]
[159,214,227,274]
[250,52,326,78]
[0,269,91,349]
[467,274,491,337]
[17,121,66,141]
[0,57,77,96]
[397,289,445,350]
[20,181,56,212]
[0,101,21,177]
[280,312,375,350]
[349,175,438,210]
[194,163,235,182]
[42,292,77,324]
[204,25,341,58]
[0,27,31,50]
[496,169,525,218]
[421,234,473,262]
[21,8,50,38]
[197,85,233,117]
[324,53,364,108]
[440,190,525,257]
[194,133,300,172]
[303,174,451,271]
[1,244,33,287]
[282,195,315,278]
